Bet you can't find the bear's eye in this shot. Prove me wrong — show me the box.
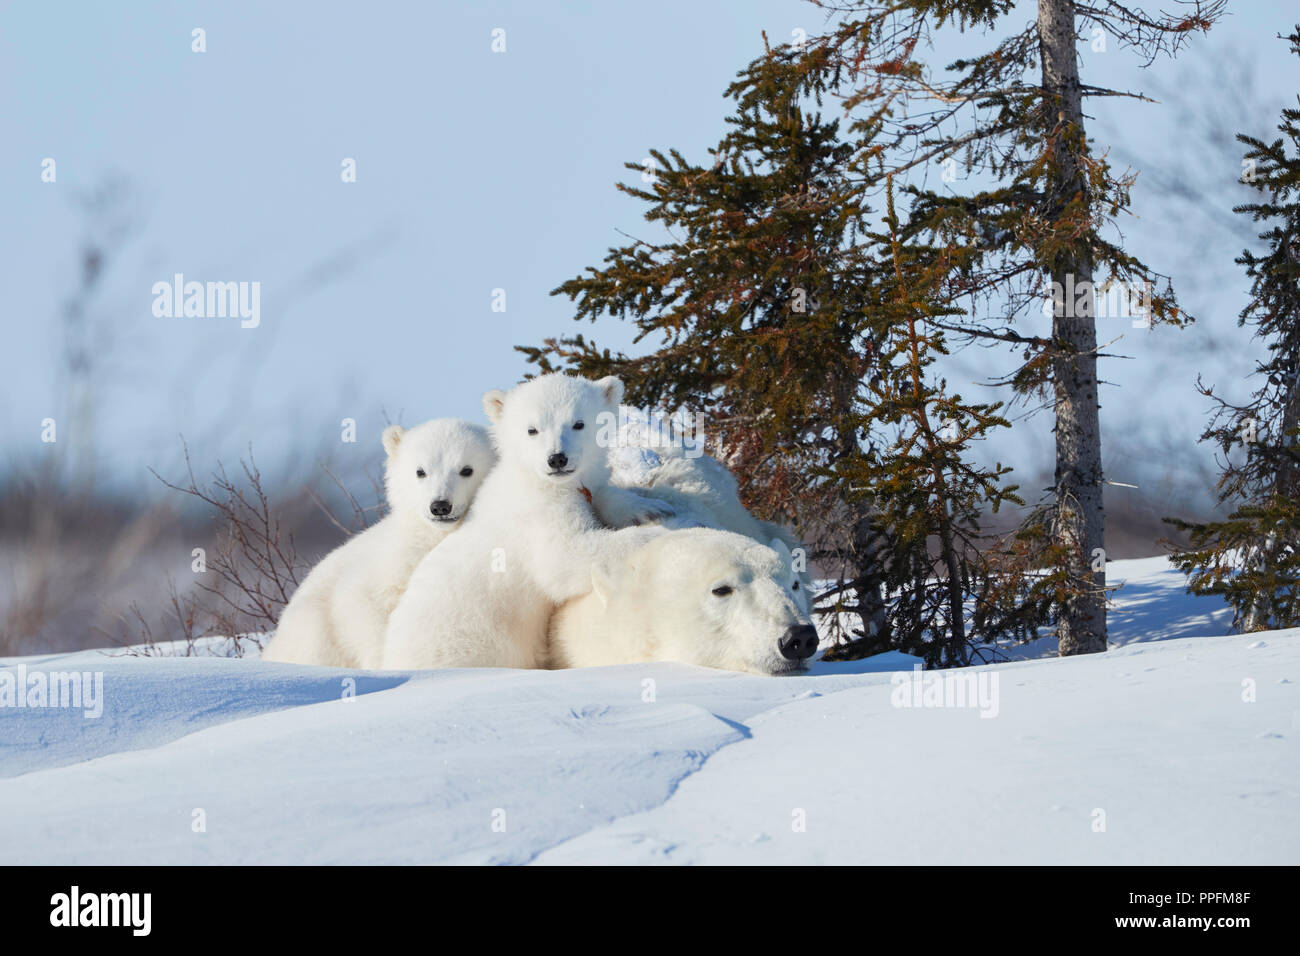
[791,580,800,590]
[572,421,585,430]
[459,466,473,477]
[527,427,538,436]
[415,468,426,479]
[711,585,733,597]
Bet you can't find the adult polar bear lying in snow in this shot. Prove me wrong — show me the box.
[381,374,672,670]
[261,418,495,668]
[549,528,819,675]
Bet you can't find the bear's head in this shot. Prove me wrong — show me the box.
[482,373,623,487]
[594,528,818,675]
[777,549,812,619]
[381,418,496,525]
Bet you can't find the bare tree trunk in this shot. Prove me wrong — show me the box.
[937,501,969,666]
[1245,379,1300,630]
[849,503,891,644]
[1242,533,1275,632]
[1277,377,1300,498]
[1039,0,1107,655]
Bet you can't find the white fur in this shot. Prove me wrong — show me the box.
[549,528,816,675]
[382,374,671,670]
[261,418,496,668]
[605,430,814,615]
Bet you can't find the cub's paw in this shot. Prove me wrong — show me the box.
[624,494,675,526]
[593,488,675,528]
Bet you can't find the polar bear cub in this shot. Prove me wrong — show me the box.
[609,422,814,614]
[549,528,819,675]
[382,374,673,670]
[261,418,496,668]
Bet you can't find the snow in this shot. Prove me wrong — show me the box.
[1,557,1295,864]
[998,555,1238,661]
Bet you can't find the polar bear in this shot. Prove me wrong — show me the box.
[608,417,814,614]
[381,374,673,670]
[261,418,496,668]
[549,528,819,675]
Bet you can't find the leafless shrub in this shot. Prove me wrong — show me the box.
[130,437,386,654]
[147,441,309,650]
[120,578,208,657]
[307,461,385,538]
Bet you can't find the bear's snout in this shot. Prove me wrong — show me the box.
[430,499,453,518]
[547,452,569,472]
[778,624,818,661]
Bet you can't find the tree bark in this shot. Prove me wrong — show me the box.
[1039,0,1107,655]
[849,505,891,645]
[1245,376,1300,630]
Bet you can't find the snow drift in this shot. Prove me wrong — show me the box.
[0,557,1295,865]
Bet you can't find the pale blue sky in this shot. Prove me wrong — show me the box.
[1,0,1295,505]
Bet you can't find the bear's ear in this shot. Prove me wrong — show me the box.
[482,389,507,423]
[769,536,792,562]
[590,564,616,609]
[382,425,404,458]
[594,375,624,408]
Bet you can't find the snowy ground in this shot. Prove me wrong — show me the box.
[1,557,1295,865]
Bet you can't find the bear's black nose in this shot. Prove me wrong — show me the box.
[430,499,452,517]
[778,624,818,661]
[547,453,569,471]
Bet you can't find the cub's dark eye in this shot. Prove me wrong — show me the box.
[792,581,800,590]
[572,421,585,430]
[527,427,538,436]
[415,468,426,478]
[711,585,733,597]
[459,466,473,477]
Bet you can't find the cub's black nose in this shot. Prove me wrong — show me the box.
[547,453,569,471]
[430,499,452,517]
[779,624,818,661]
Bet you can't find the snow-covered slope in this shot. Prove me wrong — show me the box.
[1,558,1295,865]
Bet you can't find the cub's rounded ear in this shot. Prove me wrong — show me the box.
[594,375,624,408]
[482,389,507,423]
[769,537,792,562]
[382,425,405,458]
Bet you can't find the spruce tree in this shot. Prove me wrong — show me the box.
[1167,27,1300,631]
[834,180,1038,666]
[793,0,1223,654]
[523,44,1048,661]
[521,46,894,644]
